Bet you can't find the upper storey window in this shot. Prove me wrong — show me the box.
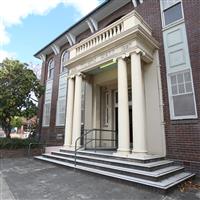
[161,0,183,27]
[47,59,54,80]
[61,50,69,73]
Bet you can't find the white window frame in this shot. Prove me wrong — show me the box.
[56,98,66,126]
[42,103,51,127]
[55,51,69,126]
[160,0,198,120]
[60,50,69,74]
[167,70,197,120]
[47,59,54,80]
[160,0,184,29]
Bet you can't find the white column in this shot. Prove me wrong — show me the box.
[131,51,147,155]
[71,73,83,148]
[115,57,130,156]
[64,76,75,148]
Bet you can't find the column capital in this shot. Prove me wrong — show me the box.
[130,48,146,57]
[67,75,75,80]
[113,53,130,62]
[75,72,86,78]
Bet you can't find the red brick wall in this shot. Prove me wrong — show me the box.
[135,0,200,175]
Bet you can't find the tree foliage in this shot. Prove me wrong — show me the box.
[0,59,44,137]
[10,116,23,129]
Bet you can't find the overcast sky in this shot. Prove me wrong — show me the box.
[0,0,103,66]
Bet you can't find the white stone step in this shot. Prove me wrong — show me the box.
[43,153,183,180]
[35,156,194,190]
[43,154,184,178]
[51,151,173,170]
[60,149,164,162]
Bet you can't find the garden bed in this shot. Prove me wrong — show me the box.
[0,148,44,158]
[0,138,44,158]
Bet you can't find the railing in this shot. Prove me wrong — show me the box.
[76,20,124,55]
[74,129,117,167]
[66,11,153,61]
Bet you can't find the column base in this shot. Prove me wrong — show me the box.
[62,145,74,151]
[113,149,130,157]
[69,145,82,151]
[128,151,159,160]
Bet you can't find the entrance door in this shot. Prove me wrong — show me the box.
[115,107,133,148]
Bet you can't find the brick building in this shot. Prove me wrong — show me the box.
[34,0,200,189]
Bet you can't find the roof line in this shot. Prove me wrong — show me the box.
[34,0,111,57]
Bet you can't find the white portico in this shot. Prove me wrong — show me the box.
[63,11,166,158]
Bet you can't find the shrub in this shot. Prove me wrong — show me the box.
[0,138,39,149]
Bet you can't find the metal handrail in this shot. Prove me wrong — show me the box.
[74,129,116,167]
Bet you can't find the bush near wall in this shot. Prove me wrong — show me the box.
[0,138,39,149]
[0,138,44,158]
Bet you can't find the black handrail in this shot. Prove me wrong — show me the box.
[74,129,116,167]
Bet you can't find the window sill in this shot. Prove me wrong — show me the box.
[42,125,50,128]
[170,118,199,125]
[162,18,184,31]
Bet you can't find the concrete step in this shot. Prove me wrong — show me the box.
[43,153,184,181]
[51,151,174,171]
[35,155,195,191]
[60,149,165,163]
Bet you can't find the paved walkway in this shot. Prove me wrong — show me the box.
[0,158,199,200]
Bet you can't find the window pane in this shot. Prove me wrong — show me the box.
[172,85,178,95]
[48,59,54,79]
[178,84,185,94]
[164,3,183,25]
[173,93,196,116]
[184,71,191,82]
[170,75,177,85]
[177,73,184,84]
[161,0,180,10]
[185,82,192,93]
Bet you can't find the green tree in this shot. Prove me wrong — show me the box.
[0,58,44,138]
[11,116,23,129]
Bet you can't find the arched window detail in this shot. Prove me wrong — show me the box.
[60,50,69,73]
[47,59,54,80]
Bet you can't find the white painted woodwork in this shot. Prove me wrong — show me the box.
[71,74,83,148]
[64,77,75,147]
[131,52,147,154]
[163,23,197,119]
[116,57,130,155]
[42,80,53,127]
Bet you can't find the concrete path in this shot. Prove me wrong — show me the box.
[0,158,199,200]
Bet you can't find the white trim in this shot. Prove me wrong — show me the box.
[90,17,98,31]
[86,19,95,33]
[51,44,60,55]
[56,98,67,126]
[65,34,73,46]
[132,0,137,7]
[47,58,54,80]
[139,0,144,4]
[167,70,197,120]
[160,1,198,120]
[39,54,46,62]
[69,33,76,45]
[60,50,69,74]
[42,102,51,127]
[160,0,184,29]
[65,33,76,46]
